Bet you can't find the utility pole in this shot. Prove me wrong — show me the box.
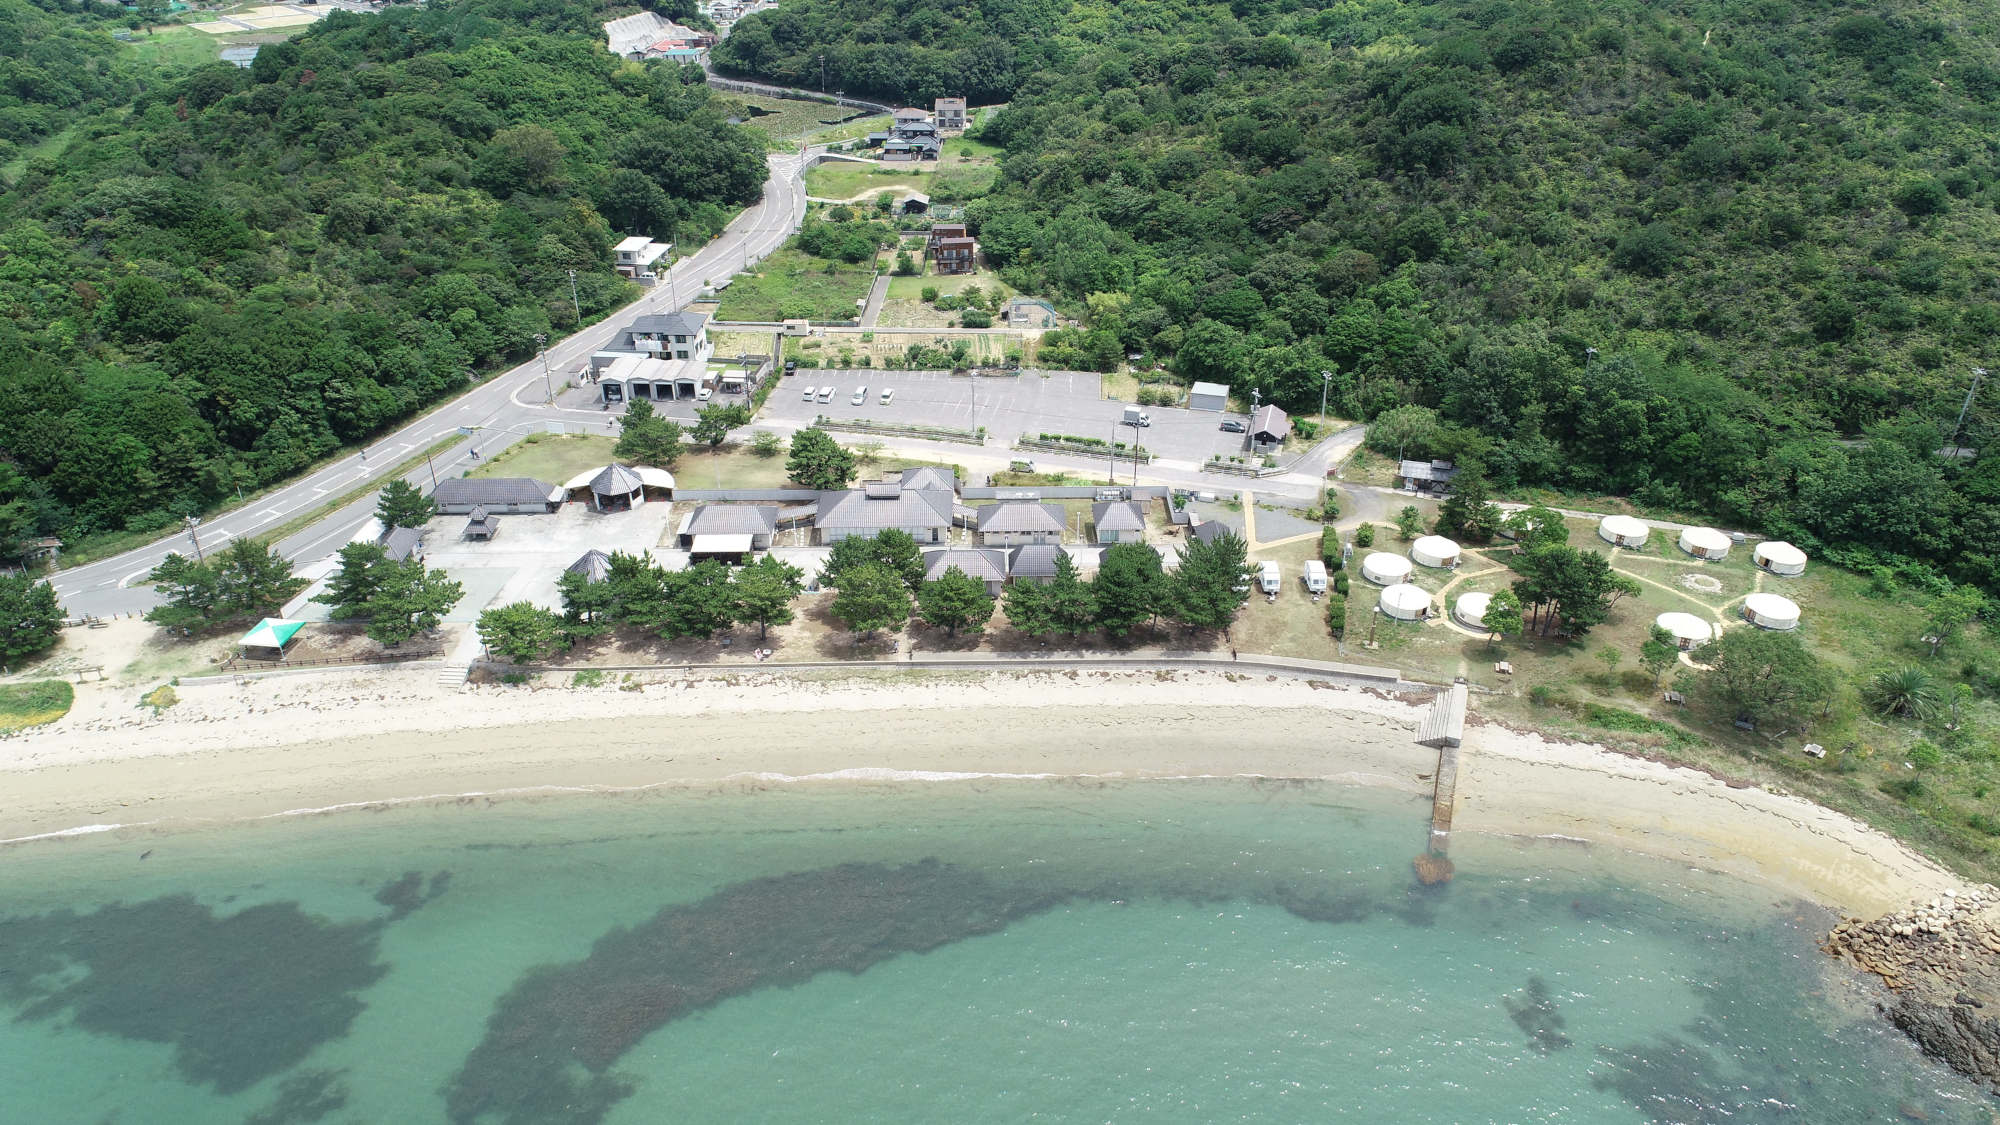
[817,54,827,93]
[185,516,205,563]
[534,333,553,404]
[1948,366,1987,461]
[423,449,440,491]
[567,269,582,325]
[1585,345,1598,376]
[1319,368,1333,428]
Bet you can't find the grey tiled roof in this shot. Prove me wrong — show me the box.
[431,478,556,507]
[1191,520,1233,545]
[815,486,953,530]
[976,502,1064,534]
[567,549,613,582]
[589,464,645,495]
[1398,459,1458,482]
[382,526,425,562]
[623,311,709,341]
[923,548,1008,585]
[685,504,778,536]
[1250,404,1291,439]
[1007,544,1063,579]
[899,466,957,492]
[1092,501,1145,533]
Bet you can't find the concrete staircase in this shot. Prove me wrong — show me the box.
[437,664,470,690]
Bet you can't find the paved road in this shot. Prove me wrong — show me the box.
[57,152,813,618]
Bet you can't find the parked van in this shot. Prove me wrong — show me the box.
[880,388,896,405]
[1302,559,1328,595]
[816,386,835,403]
[801,384,817,400]
[851,385,868,405]
[1256,560,1281,595]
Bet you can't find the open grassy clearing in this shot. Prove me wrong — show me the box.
[0,681,73,735]
[720,94,872,143]
[713,248,874,323]
[785,331,1032,367]
[806,162,934,200]
[471,434,619,485]
[883,269,1012,300]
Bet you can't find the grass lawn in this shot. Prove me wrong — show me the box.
[817,113,894,145]
[2,121,85,181]
[806,163,933,201]
[471,434,619,485]
[0,680,73,735]
[786,331,1032,367]
[709,329,776,359]
[676,443,795,489]
[721,94,874,144]
[884,269,1011,300]
[714,248,874,322]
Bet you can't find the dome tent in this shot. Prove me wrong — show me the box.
[1454,591,1492,629]
[1598,514,1649,548]
[1380,583,1432,621]
[1410,535,1461,569]
[1753,541,1807,577]
[1655,612,1713,650]
[1742,593,1801,631]
[1361,552,1412,586]
[1678,526,1731,560]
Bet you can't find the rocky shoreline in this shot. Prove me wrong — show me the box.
[1825,886,2000,1090]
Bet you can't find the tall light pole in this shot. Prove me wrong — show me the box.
[1585,345,1598,375]
[566,269,582,325]
[534,332,553,404]
[1949,366,1987,461]
[1319,368,1333,427]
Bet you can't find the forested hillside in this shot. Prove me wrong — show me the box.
[718,0,2000,588]
[0,0,143,159]
[0,0,765,555]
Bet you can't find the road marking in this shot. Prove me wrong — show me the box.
[312,487,330,495]
[261,509,284,519]
[120,568,153,588]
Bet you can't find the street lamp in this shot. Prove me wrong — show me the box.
[1319,368,1333,427]
[1585,345,1598,376]
[1949,366,1988,461]
[534,333,553,404]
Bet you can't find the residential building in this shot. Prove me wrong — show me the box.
[881,137,940,162]
[923,548,1009,596]
[382,526,425,563]
[677,504,779,552]
[613,236,672,280]
[1092,501,1146,544]
[620,310,711,362]
[976,502,1065,546]
[1007,544,1063,584]
[891,118,939,141]
[927,223,968,249]
[813,480,953,544]
[1398,459,1459,493]
[892,106,929,124]
[430,478,561,515]
[933,97,968,131]
[932,236,977,274]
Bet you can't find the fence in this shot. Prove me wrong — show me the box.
[1015,437,1155,464]
[673,489,823,502]
[1202,460,1288,479]
[219,648,441,673]
[816,417,985,445]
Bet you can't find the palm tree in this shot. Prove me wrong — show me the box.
[1864,665,1941,721]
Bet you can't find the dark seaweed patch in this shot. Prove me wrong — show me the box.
[1503,975,1571,1053]
[0,896,388,1094]
[444,859,1066,1125]
[373,871,451,921]
[242,1069,348,1125]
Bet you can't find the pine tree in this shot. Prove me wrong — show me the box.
[918,566,996,637]
[1092,541,1165,636]
[375,478,436,530]
[0,574,62,660]
[829,563,910,638]
[656,559,737,640]
[143,552,222,635]
[1045,551,1096,637]
[363,560,464,646]
[1002,575,1055,637]
[786,426,856,490]
[1171,529,1248,633]
[733,554,804,640]
[314,543,390,621]
[557,569,616,635]
[213,538,306,618]
[477,601,570,664]
[614,400,685,467]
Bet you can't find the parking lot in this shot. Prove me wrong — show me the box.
[758,370,1259,466]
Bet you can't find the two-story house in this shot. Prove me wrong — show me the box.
[613,237,672,280]
[933,97,968,131]
[620,311,711,363]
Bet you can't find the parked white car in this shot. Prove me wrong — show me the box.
[801,384,817,400]
[851,385,868,405]
[817,386,835,403]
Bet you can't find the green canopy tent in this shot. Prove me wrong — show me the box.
[238,618,306,661]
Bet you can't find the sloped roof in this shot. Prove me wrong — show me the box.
[589,464,645,496]
[686,504,778,537]
[431,477,556,507]
[622,311,709,343]
[1007,544,1063,579]
[567,549,613,582]
[1250,404,1291,440]
[382,526,425,562]
[1191,520,1233,545]
[899,466,957,492]
[815,486,953,530]
[923,548,1008,586]
[1092,501,1145,533]
[239,618,304,649]
[976,502,1064,534]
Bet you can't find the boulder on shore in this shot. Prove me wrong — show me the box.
[1824,885,2000,1089]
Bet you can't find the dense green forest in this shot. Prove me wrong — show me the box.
[0,0,764,556]
[718,0,2000,589]
[0,0,152,159]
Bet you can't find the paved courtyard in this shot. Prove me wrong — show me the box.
[755,370,1258,466]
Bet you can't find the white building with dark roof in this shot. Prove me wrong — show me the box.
[976,502,1065,546]
[813,480,953,545]
[429,478,561,515]
[1091,501,1146,544]
[923,548,1009,596]
[1007,544,1064,583]
[677,504,779,552]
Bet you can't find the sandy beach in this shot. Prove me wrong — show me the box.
[0,631,1963,916]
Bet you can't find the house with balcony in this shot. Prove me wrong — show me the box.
[932,236,977,274]
[613,237,672,280]
[619,311,711,363]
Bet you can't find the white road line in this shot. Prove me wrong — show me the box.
[260,509,284,519]
[119,567,152,588]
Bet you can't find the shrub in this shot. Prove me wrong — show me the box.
[1354,523,1376,548]
[1908,740,1944,768]
[921,286,940,302]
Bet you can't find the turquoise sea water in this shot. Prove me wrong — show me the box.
[0,778,1990,1124]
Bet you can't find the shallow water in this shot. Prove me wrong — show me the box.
[0,778,1989,1123]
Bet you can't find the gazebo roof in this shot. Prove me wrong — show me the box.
[239,618,305,649]
[567,549,613,582]
[588,464,645,495]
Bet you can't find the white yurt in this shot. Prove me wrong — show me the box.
[1655,611,1714,650]
[1410,535,1462,569]
[1454,591,1493,629]
[1742,592,1802,631]
[1380,583,1432,621]
[1361,552,1413,586]
[1598,514,1650,548]
[1753,541,1807,577]
[1678,526,1731,560]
